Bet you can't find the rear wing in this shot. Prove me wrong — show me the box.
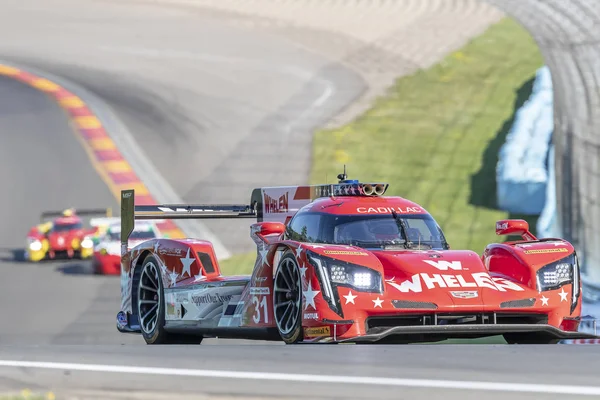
[120,189,257,251]
[40,208,112,222]
[249,181,389,224]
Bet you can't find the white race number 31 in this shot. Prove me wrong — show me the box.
[252,295,268,324]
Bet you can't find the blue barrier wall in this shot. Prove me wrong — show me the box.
[496,66,553,215]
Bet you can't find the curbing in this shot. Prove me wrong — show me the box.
[0,60,231,260]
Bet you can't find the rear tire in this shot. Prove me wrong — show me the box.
[503,333,560,344]
[273,252,303,344]
[137,254,202,344]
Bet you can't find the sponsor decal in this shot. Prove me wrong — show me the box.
[450,291,478,299]
[191,293,233,305]
[250,287,270,295]
[323,250,368,256]
[122,192,132,199]
[423,260,463,271]
[496,222,509,230]
[254,276,268,283]
[264,192,289,213]
[304,326,331,337]
[159,248,184,256]
[166,303,176,316]
[116,311,128,329]
[303,312,319,320]
[387,273,525,293]
[357,206,422,214]
[524,248,569,254]
[176,293,189,303]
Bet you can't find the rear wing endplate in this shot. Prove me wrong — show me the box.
[120,189,257,252]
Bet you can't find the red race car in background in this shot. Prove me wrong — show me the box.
[115,170,597,345]
[25,208,112,262]
[92,220,161,275]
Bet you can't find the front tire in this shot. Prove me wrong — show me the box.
[273,251,303,344]
[137,254,202,344]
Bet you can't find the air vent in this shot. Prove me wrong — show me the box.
[500,298,536,308]
[392,300,438,309]
[197,252,215,274]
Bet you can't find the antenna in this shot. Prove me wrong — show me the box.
[337,165,347,183]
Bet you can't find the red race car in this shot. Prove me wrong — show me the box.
[116,171,597,344]
[92,220,161,275]
[25,208,112,262]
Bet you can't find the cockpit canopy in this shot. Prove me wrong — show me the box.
[285,211,449,250]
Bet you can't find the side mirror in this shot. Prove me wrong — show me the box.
[495,219,537,241]
[254,222,286,236]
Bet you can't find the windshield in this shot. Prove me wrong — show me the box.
[107,229,155,241]
[286,212,448,250]
[52,222,83,233]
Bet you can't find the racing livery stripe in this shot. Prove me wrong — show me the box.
[0,64,185,239]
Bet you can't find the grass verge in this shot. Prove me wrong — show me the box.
[220,17,543,274]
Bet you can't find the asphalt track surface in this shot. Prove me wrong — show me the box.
[1,1,600,399]
[0,0,366,255]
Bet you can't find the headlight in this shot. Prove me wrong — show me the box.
[537,255,575,291]
[536,253,581,314]
[81,237,93,249]
[307,251,382,317]
[328,264,380,291]
[28,240,42,251]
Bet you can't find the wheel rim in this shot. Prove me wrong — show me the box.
[274,257,301,335]
[138,261,161,334]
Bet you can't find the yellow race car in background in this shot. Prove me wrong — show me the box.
[25,208,112,262]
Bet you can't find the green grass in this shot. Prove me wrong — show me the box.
[0,390,54,400]
[219,251,258,275]
[220,17,543,274]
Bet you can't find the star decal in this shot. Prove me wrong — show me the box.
[179,248,195,277]
[343,291,357,305]
[259,246,270,267]
[373,297,384,308]
[169,271,179,286]
[302,281,320,310]
[153,240,160,253]
[540,295,549,306]
[299,262,307,278]
[295,244,303,259]
[559,288,568,302]
[194,267,204,281]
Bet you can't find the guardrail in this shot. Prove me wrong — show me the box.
[496,66,553,215]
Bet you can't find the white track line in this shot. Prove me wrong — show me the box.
[1,360,600,396]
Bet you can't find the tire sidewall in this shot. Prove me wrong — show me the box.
[274,252,303,344]
[138,254,166,344]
